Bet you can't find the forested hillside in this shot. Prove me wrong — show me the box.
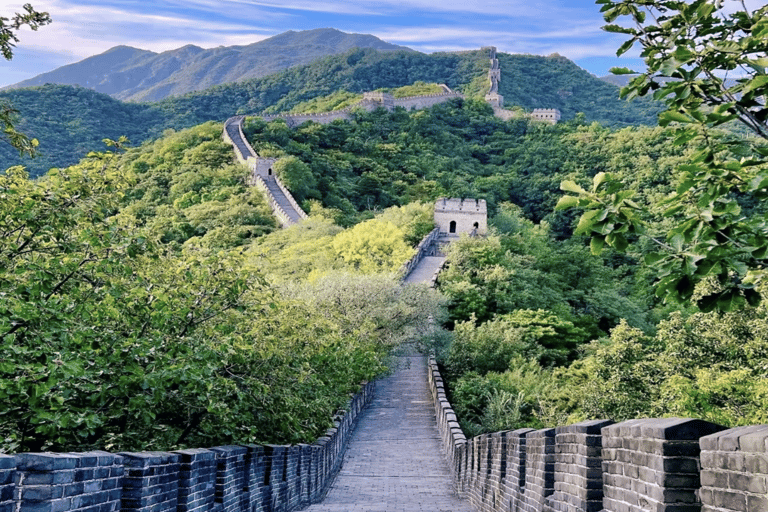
[2,78,766,453]
[0,48,661,178]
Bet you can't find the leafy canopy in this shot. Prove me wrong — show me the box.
[558,0,768,312]
[1,3,51,156]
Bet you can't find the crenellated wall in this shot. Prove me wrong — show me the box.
[0,382,374,512]
[427,357,768,512]
[399,227,441,280]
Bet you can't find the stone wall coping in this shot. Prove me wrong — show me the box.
[117,451,180,467]
[556,419,615,435]
[603,417,726,440]
[701,424,768,452]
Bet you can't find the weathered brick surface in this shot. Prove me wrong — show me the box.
[174,448,216,512]
[506,428,534,512]
[601,418,725,512]
[700,424,768,512]
[546,419,614,512]
[523,428,556,512]
[118,451,179,512]
[0,455,15,512]
[15,451,123,512]
[210,446,247,512]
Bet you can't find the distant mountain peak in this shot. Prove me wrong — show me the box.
[5,29,412,102]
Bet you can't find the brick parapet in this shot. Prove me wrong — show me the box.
[506,428,535,512]
[699,424,768,512]
[426,358,756,512]
[523,428,556,512]
[547,419,614,512]
[601,418,726,512]
[4,381,374,511]
[399,227,441,280]
[0,455,15,512]
[14,451,124,512]
[175,448,217,512]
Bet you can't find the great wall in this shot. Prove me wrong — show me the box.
[223,46,560,232]
[2,48,766,512]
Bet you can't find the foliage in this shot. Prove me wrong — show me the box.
[0,3,50,156]
[560,0,768,312]
[0,122,419,453]
[331,219,414,274]
[554,292,768,427]
[0,85,164,177]
[120,122,277,249]
[446,309,589,377]
[449,359,554,437]
[372,202,435,245]
[289,90,363,113]
[1,3,50,60]
[438,206,651,332]
[282,272,449,350]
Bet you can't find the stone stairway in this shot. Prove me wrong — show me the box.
[303,353,474,512]
[263,174,304,224]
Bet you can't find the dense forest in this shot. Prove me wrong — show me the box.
[0,47,661,178]
[3,88,765,453]
[3,0,767,452]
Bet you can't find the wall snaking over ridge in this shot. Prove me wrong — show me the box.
[427,357,768,512]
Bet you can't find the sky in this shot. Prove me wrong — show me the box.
[0,0,723,89]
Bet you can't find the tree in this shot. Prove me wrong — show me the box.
[331,219,414,273]
[558,0,768,311]
[1,4,50,156]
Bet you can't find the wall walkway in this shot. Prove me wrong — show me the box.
[223,116,308,227]
[303,354,474,512]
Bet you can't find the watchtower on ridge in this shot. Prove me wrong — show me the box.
[362,91,395,111]
[434,198,487,237]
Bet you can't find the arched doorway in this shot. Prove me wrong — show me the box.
[449,221,457,234]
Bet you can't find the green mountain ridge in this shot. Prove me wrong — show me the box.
[0,48,662,178]
[3,29,411,102]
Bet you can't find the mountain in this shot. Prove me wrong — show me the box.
[4,28,411,102]
[0,48,662,178]
[600,74,634,87]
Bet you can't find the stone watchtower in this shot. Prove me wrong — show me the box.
[362,91,395,111]
[434,198,488,237]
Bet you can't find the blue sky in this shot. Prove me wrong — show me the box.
[1,0,649,88]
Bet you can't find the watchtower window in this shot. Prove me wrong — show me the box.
[268,168,273,176]
[473,222,479,229]
[449,221,457,234]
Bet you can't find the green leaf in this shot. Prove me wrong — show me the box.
[609,66,638,74]
[555,195,580,210]
[592,172,609,192]
[616,39,635,57]
[608,232,629,252]
[659,111,693,126]
[742,75,768,94]
[560,180,588,195]
[590,236,606,255]
[575,209,600,236]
